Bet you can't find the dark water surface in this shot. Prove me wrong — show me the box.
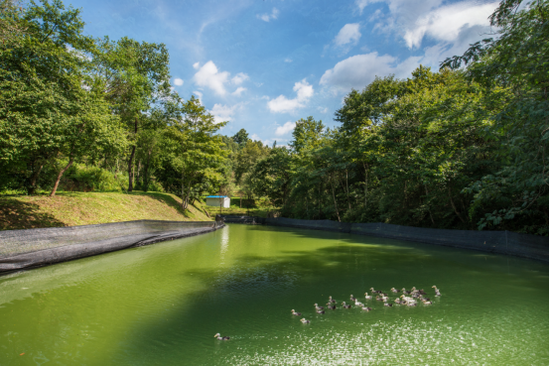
[0,224,548,365]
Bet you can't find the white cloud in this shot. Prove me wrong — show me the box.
[173,78,184,86]
[193,62,200,70]
[403,2,498,48]
[284,58,292,63]
[320,52,420,92]
[362,0,497,49]
[232,87,247,96]
[317,107,328,113]
[257,7,279,22]
[210,103,236,124]
[275,121,296,136]
[334,23,362,46]
[231,72,249,85]
[193,61,248,97]
[250,133,261,141]
[193,91,203,100]
[267,79,314,114]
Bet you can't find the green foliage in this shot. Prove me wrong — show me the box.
[232,128,250,147]
[62,163,127,192]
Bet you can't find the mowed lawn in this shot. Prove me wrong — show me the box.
[0,191,212,230]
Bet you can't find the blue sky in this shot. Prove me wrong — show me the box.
[65,0,500,145]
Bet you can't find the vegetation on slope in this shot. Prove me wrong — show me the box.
[0,192,212,230]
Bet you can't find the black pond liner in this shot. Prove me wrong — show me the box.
[221,215,548,262]
[0,218,225,273]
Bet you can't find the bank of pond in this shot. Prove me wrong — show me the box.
[0,224,547,365]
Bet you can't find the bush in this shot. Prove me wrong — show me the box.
[61,164,127,192]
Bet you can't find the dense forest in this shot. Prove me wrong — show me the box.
[1,0,548,235]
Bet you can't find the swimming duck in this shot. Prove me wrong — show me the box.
[362,306,372,312]
[364,292,372,300]
[370,287,382,294]
[390,287,400,293]
[326,303,336,310]
[328,296,336,304]
[291,309,301,316]
[214,333,230,340]
[314,303,324,311]
[341,301,352,309]
[300,318,310,324]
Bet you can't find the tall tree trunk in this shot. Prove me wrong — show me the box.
[330,175,341,222]
[28,161,44,195]
[448,185,465,223]
[143,149,152,192]
[127,117,138,192]
[128,145,136,192]
[50,158,74,197]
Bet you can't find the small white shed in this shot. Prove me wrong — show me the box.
[205,195,230,208]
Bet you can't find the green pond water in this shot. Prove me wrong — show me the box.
[0,224,548,365]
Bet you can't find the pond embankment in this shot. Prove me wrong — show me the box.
[221,215,548,262]
[0,218,225,273]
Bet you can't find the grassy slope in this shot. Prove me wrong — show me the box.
[0,191,212,230]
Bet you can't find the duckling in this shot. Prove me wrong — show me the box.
[401,288,411,295]
[316,309,325,314]
[341,301,352,309]
[432,285,442,296]
[362,306,373,312]
[364,292,372,300]
[328,296,336,304]
[394,298,402,304]
[214,333,230,340]
[407,302,417,307]
[380,295,389,302]
[390,287,400,293]
[370,287,382,294]
[419,289,427,295]
[291,309,302,316]
[376,296,384,301]
[421,297,431,302]
[354,299,364,307]
[422,299,433,305]
[326,303,336,310]
[383,302,393,307]
[314,303,324,311]
[350,294,357,302]
[300,318,310,324]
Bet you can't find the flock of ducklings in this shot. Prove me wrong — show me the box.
[291,285,442,325]
[214,285,442,339]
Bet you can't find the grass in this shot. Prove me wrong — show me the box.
[0,191,212,231]
[203,204,277,218]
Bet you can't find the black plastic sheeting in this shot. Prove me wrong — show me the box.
[220,215,548,262]
[0,218,224,273]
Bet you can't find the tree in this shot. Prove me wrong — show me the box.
[0,0,123,194]
[232,128,250,147]
[157,96,228,209]
[95,36,171,192]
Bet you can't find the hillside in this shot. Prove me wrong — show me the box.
[0,192,212,231]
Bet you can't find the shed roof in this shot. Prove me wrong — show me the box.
[206,195,229,198]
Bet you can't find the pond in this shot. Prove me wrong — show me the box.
[0,224,548,365]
